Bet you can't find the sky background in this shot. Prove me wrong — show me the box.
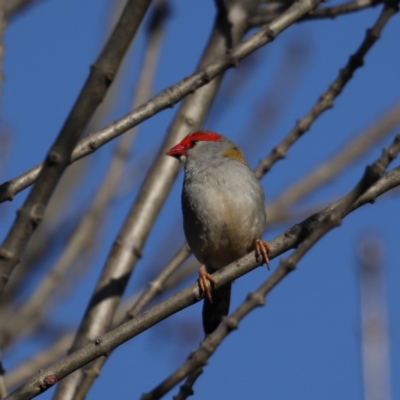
[1,0,400,399]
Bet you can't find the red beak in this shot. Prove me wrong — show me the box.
[166,143,186,158]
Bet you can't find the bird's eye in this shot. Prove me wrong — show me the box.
[190,140,199,148]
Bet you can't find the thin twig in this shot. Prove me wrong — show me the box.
[4,0,43,19]
[4,333,74,390]
[0,155,89,319]
[249,0,383,26]
[306,0,382,18]
[126,244,192,321]
[0,0,152,299]
[0,0,325,203]
[5,136,400,400]
[351,164,400,210]
[239,37,311,153]
[113,258,201,327]
[266,103,400,221]
[254,1,399,179]
[172,368,203,400]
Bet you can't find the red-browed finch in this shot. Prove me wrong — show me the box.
[166,131,270,334]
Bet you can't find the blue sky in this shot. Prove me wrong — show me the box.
[1,0,399,399]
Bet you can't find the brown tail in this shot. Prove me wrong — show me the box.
[202,282,231,335]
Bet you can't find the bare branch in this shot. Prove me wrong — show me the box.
[4,333,74,390]
[351,164,400,210]
[0,0,152,298]
[254,1,399,179]
[2,256,197,394]
[127,244,192,320]
[0,351,6,398]
[0,158,90,333]
[113,258,201,328]
[269,176,399,227]
[239,37,311,153]
[5,134,400,400]
[0,0,325,203]
[266,103,400,221]
[74,242,191,400]
[4,0,44,19]
[306,0,382,18]
[249,0,383,26]
[172,368,203,400]
[0,144,132,348]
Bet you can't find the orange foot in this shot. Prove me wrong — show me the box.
[198,264,217,302]
[255,239,272,270]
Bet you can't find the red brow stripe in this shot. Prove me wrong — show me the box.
[180,131,222,147]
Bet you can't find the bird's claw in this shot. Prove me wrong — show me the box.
[198,264,217,302]
[255,239,271,270]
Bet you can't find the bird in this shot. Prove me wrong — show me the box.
[166,131,270,335]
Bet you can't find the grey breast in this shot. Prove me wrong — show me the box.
[182,157,265,269]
